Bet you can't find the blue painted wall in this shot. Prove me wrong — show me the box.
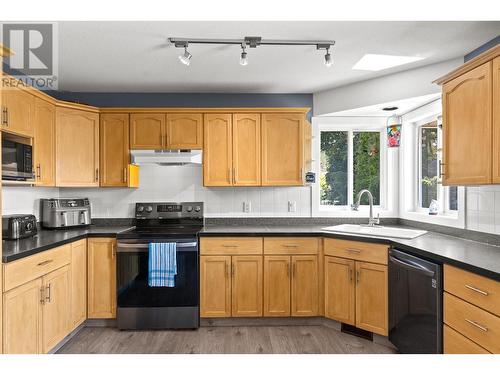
[464,35,500,62]
[47,91,313,120]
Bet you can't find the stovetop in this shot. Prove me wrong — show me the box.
[117,225,203,239]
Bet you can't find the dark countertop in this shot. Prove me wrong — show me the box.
[200,225,500,281]
[2,225,134,263]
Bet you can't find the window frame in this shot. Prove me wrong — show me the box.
[312,118,389,216]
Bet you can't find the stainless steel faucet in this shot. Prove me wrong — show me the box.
[351,189,380,227]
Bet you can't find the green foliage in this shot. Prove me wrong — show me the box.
[353,132,380,205]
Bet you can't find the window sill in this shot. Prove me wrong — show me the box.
[401,210,464,228]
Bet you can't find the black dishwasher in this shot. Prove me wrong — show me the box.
[389,248,442,353]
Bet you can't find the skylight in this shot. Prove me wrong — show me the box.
[352,54,425,71]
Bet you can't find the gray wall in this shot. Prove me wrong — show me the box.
[464,35,500,62]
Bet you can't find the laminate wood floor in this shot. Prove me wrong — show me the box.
[57,325,396,354]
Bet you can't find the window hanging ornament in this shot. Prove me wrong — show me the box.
[387,115,402,148]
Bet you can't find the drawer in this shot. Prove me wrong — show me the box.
[200,237,263,255]
[444,264,500,316]
[3,244,71,292]
[444,324,490,354]
[263,237,319,255]
[323,238,388,265]
[444,292,500,353]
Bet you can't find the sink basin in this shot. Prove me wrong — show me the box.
[321,224,427,239]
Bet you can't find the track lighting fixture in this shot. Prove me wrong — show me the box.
[178,45,192,66]
[239,44,248,66]
[169,37,335,67]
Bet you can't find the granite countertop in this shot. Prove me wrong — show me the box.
[2,225,134,263]
[200,225,500,281]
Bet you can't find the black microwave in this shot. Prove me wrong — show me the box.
[2,139,34,181]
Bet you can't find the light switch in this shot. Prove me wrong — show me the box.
[243,201,251,213]
[288,201,297,212]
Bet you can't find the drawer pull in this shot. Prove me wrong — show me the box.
[465,319,488,332]
[465,284,489,296]
[222,245,239,248]
[346,248,362,253]
[37,260,53,266]
[283,244,299,248]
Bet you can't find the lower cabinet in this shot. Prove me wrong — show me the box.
[263,256,291,316]
[87,238,117,319]
[70,239,87,330]
[324,256,355,325]
[231,256,263,317]
[200,256,232,317]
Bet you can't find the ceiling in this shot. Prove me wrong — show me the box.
[56,21,500,93]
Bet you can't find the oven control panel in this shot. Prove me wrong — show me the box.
[135,202,203,219]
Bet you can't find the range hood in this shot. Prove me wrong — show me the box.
[131,150,202,166]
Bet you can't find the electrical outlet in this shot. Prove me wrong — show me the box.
[243,201,251,213]
[288,201,297,213]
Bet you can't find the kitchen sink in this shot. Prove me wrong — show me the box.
[321,224,427,239]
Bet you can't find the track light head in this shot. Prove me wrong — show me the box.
[240,44,248,66]
[324,49,333,67]
[178,46,192,66]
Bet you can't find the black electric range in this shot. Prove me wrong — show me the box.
[116,202,204,330]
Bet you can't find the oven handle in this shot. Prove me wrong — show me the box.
[117,242,198,253]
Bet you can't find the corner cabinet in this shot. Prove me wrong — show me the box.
[100,113,130,187]
[436,46,499,185]
[34,98,56,186]
[261,113,304,185]
[55,107,100,187]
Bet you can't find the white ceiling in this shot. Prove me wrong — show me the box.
[322,93,441,117]
[56,21,500,93]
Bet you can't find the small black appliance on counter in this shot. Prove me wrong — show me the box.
[2,214,38,240]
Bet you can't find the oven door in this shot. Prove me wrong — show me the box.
[116,238,199,329]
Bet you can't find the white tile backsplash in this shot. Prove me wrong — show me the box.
[2,186,59,219]
[466,186,500,235]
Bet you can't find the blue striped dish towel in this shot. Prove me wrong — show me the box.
[148,242,177,287]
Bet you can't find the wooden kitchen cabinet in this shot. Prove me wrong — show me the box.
[291,255,318,316]
[231,256,263,317]
[1,85,35,137]
[492,57,500,183]
[42,265,70,353]
[324,256,355,325]
[70,239,87,330]
[203,114,233,186]
[232,114,261,186]
[34,98,56,186]
[100,113,130,187]
[129,113,165,149]
[87,238,116,319]
[355,261,388,336]
[200,256,232,317]
[2,278,43,354]
[261,113,304,185]
[55,107,99,187]
[166,113,203,149]
[263,256,291,316]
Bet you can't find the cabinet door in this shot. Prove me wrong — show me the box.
[232,114,261,186]
[263,256,290,316]
[130,113,165,149]
[200,256,231,317]
[324,256,355,325]
[100,113,130,186]
[3,278,43,354]
[2,86,34,136]
[231,256,263,317]
[42,265,70,353]
[291,255,318,316]
[55,108,99,187]
[355,262,388,336]
[87,238,116,318]
[34,98,56,186]
[203,114,233,186]
[493,57,500,183]
[262,113,304,185]
[166,113,203,149]
[442,62,492,185]
[70,239,87,330]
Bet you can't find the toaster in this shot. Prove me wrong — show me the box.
[2,214,38,240]
[41,198,91,228]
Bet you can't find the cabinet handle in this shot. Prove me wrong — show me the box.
[37,259,53,266]
[123,167,127,183]
[465,284,489,296]
[112,243,116,258]
[222,244,239,248]
[349,268,353,282]
[36,164,41,179]
[286,263,290,278]
[300,168,303,184]
[45,283,51,303]
[231,263,235,277]
[465,319,488,332]
[292,263,296,278]
[439,161,445,177]
[40,286,46,305]
[346,248,361,254]
[3,107,9,127]
[225,263,229,279]
[356,270,360,284]
[233,167,236,185]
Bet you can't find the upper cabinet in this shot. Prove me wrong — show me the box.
[130,113,165,149]
[436,46,499,185]
[261,113,304,186]
[34,98,56,186]
[55,107,100,187]
[233,114,261,186]
[100,113,130,187]
[1,86,35,137]
[166,113,203,149]
[203,114,233,186]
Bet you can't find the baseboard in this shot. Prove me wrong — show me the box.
[50,323,86,354]
[85,318,117,327]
